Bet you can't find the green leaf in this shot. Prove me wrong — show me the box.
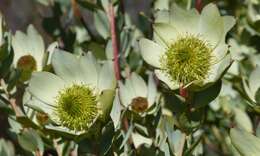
[99,121,114,155]
[256,123,260,138]
[0,99,14,115]
[8,117,22,133]
[87,42,106,60]
[110,89,121,129]
[18,129,44,152]
[233,108,253,133]
[230,127,260,156]
[16,116,39,129]
[77,0,101,11]
[98,89,115,122]
[132,132,152,148]
[194,80,222,108]
[0,139,15,156]
[94,10,110,39]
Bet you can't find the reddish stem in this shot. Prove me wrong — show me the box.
[180,85,188,98]
[195,0,203,13]
[108,3,121,81]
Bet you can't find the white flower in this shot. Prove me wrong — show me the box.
[28,50,116,135]
[140,4,235,90]
[119,73,157,114]
[12,25,44,70]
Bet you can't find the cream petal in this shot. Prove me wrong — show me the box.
[147,73,157,108]
[154,70,179,90]
[169,4,200,35]
[27,25,45,70]
[199,3,224,49]
[139,38,165,68]
[130,73,147,98]
[80,52,100,87]
[28,72,66,105]
[119,81,135,107]
[249,66,260,98]
[23,91,54,116]
[154,10,170,23]
[153,23,179,46]
[219,16,236,45]
[98,61,116,91]
[51,50,83,84]
[12,31,30,67]
[212,44,229,63]
[205,53,232,84]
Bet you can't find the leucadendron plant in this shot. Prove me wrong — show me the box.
[28,50,116,136]
[140,3,236,91]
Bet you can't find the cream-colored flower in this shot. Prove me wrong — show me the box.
[12,25,44,81]
[28,50,116,135]
[119,73,157,114]
[140,4,235,90]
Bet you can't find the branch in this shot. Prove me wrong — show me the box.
[108,3,121,81]
[195,0,203,12]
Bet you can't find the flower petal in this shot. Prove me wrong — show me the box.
[130,73,147,98]
[153,23,179,46]
[12,31,31,67]
[199,3,224,48]
[98,61,116,91]
[51,49,83,84]
[23,91,54,116]
[119,81,134,107]
[212,44,228,63]
[29,72,65,105]
[221,16,236,44]
[205,53,232,84]
[147,73,157,108]
[154,70,179,90]
[80,52,100,87]
[154,10,170,23]
[249,66,260,98]
[139,38,165,68]
[98,89,115,121]
[27,25,45,70]
[169,4,200,35]
[12,25,44,70]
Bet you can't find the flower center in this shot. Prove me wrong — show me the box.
[55,84,98,131]
[17,55,37,81]
[131,97,148,113]
[161,35,213,85]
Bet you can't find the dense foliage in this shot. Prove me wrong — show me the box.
[0,0,260,155]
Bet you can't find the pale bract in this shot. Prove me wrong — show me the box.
[12,25,45,70]
[140,3,236,90]
[119,73,157,115]
[243,66,260,104]
[28,50,116,135]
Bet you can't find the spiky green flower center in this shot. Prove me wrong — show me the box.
[55,84,98,131]
[161,35,213,85]
[17,55,37,81]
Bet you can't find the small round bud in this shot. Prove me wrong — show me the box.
[131,97,148,113]
[17,55,37,81]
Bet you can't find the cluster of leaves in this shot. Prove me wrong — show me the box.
[0,0,259,156]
